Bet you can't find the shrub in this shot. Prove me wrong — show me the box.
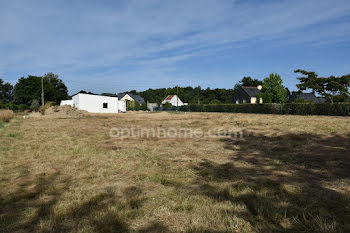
[162,103,173,111]
[140,103,148,111]
[0,110,14,122]
[209,99,222,105]
[180,103,350,116]
[17,104,29,112]
[127,100,141,110]
[0,103,29,112]
[30,99,40,111]
[45,101,57,107]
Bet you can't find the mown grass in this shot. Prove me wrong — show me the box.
[0,112,350,233]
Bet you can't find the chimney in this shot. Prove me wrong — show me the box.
[257,85,262,90]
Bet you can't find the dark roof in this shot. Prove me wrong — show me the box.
[289,92,323,103]
[118,93,145,104]
[241,86,261,97]
[117,93,128,99]
[130,94,145,104]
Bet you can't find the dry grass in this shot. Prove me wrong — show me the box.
[0,112,350,233]
[0,110,14,123]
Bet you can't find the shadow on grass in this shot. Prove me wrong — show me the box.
[190,132,350,233]
[0,172,164,233]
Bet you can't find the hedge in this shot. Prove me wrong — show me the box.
[180,103,350,116]
[0,103,29,112]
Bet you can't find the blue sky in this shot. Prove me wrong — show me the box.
[1,0,350,94]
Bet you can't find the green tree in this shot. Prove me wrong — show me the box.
[131,86,235,105]
[43,73,69,104]
[14,74,68,105]
[126,100,141,110]
[295,69,350,103]
[241,76,263,86]
[0,79,14,105]
[234,76,263,90]
[261,73,287,103]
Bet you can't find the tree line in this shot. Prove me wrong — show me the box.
[1,70,349,111]
[0,73,68,111]
[129,71,350,104]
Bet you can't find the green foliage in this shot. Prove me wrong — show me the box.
[295,70,350,103]
[78,90,95,95]
[162,102,173,110]
[14,73,68,106]
[0,102,29,112]
[126,100,141,110]
[18,104,29,111]
[45,101,57,107]
[262,73,287,103]
[294,98,313,103]
[261,93,272,104]
[29,99,40,111]
[234,76,263,90]
[130,86,235,105]
[181,103,350,116]
[14,76,41,105]
[209,99,222,104]
[0,79,14,104]
[43,72,69,104]
[101,93,114,96]
[140,103,148,111]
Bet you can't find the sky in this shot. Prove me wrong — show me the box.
[0,0,350,94]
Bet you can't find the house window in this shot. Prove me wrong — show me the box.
[236,100,239,104]
[243,99,246,103]
[103,103,108,108]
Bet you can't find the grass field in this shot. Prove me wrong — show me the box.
[1,112,350,233]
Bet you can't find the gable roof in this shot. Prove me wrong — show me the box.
[241,86,261,97]
[289,92,322,103]
[130,94,145,104]
[118,93,128,99]
[118,93,145,104]
[165,95,175,101]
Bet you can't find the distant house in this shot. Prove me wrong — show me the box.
[161,95,187,107]
[61,93,126,113]
[288,92,326,103]
[118,93,145,105]
[147,102,158,111]
[233,86,263,104]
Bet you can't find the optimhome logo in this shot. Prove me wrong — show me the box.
[109,126,244,140]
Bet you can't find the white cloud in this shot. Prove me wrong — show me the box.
[0,0,349,92]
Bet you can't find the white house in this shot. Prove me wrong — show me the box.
[161,95,187,107]
[118,93,145,104]
[118,93,134,101]
[61,93,126,113]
